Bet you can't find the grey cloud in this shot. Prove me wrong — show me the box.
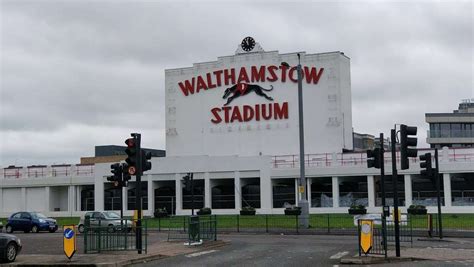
[1,1,472,166]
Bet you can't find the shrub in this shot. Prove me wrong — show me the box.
[197,207,212,215]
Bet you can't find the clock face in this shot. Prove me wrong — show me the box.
[241,37,255,52]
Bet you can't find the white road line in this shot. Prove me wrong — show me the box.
[329,251,349,259]
[185,249,217,258]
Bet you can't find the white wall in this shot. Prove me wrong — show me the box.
[165,51,353,157]
[26,187,46,212]
[2,188,22,212]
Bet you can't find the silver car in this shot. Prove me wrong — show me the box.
[77,211,132,233]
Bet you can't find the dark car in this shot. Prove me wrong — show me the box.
[5,212,58,233]
[0,233,22,263]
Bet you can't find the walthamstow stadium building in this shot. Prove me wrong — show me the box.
[1,39,473,217]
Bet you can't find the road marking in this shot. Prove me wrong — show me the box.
[185,250,217,258]
[330,251,349,259]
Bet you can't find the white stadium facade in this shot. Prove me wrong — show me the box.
[1,39,473,218]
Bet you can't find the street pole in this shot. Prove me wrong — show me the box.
[134,133,142,254]
[191,173,195,216]
[390,129,401,257]
[435,148,443,239]
[296,53,309,228]
[380,133,387,258]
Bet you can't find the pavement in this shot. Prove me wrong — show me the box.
[1,238,228,267]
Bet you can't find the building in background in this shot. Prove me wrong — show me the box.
[1,39,473,217]
[426,99,474,148]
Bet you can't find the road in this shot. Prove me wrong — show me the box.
[135,233,358,267]
[9,231,474,266]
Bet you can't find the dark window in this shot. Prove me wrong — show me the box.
[440,123,450,138]
[12,213,21,219]
[451,123,462,137]
[21,213,31,219]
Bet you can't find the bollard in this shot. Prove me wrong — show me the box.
[427,214,433,237]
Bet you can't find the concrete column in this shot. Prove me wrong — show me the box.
[94,179,104,211]
[21,187,26,210]
[443,173,452,207]
[68,185,75,212]
[76,186,81,211]
[147,175,154,215]
[367,175,375,208]
[307,178,312,208]
[45,187,50,212]
[404,174,412,207]
[332,177,339,208]
[295,178,299,206]
[175,173,183,214]
[234,171,241,210]
[122,186,128,211]
[204,172,211,208]
[0,189,3,212]
[259,166,272,213]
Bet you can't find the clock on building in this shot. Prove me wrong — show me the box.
[241,36,256,52]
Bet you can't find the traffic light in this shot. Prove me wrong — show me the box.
[419,153,433,178]
[141,150,152,173]
[400,124,418,170]
[108,163,123,187]
[183,173,192,191]
[122,163,131,187]
[125,137,138,175]
[367,148,381,169]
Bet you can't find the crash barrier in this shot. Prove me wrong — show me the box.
[167,215,217,243]
[83,217,147,254]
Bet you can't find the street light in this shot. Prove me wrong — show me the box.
[282,53,309,228]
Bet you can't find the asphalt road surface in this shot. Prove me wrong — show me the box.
[135,233,358,267]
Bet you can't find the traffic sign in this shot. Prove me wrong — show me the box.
[359,220,373,254]
[63,225,76,260]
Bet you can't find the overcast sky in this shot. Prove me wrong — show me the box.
[0,0,472,167]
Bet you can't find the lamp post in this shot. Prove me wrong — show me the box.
[282,53,309,228]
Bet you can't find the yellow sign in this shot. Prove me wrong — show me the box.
[63,225,76,260]
[359,220,373,254]
[392,208,401,221]
[298,186,305,193]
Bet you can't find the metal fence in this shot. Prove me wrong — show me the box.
[84,219,147,254]
[154,213,474,237]
[167,215,217,242]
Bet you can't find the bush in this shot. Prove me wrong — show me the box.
[240,206,256,216]
[408,205,427,215]
[154,207,168,218]
[348,205,367,215]
[284,206,302,215]
[197,207,212,215]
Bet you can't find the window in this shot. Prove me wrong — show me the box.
[12,213,21,219]
[440,123,450,138]
[21,213,31,219]
[451,123,462,137]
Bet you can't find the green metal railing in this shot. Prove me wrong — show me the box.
[167,215,217,243]
[84,219,147,254]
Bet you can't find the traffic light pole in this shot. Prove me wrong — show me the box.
[379,133,388,258]
[191,173,195,216]
[134,133,143,254]
[434,148,443,239]
[390,129,401,257]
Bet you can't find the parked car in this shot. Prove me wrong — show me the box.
[0,233,22,263]
[78,211,132,233]
[5,212,58,233]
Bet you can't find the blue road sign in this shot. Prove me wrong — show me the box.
[64,228,74,239]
